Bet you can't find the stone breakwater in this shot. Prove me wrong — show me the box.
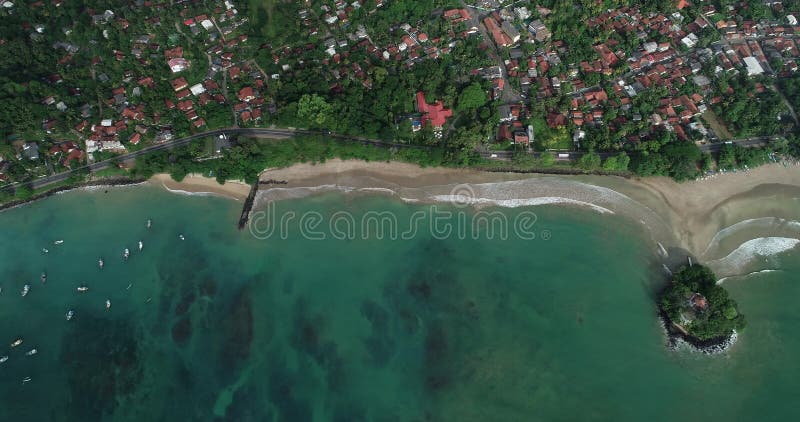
[659,313,739,355]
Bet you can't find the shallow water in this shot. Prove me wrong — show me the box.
[0,186,798,421]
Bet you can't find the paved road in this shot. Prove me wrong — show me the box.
[1,126,781,193]
[481,136,778,161]
[3,127,434,192]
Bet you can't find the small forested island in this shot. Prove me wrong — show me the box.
[659,265,746,353]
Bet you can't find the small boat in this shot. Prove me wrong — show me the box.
[54,240,64,245]
[66,310,74,321]
[179,234,185,241]
[138,241,143,252]
[147,219,152,229]
[10,338,23,348]
[21,284,30,297]
[77,286,89,293]
[0,356,7,363]
[126,283,132,290]
[22,377,31,384]
[98,258,105,269]
[41,272,47,283]
[105,299,111,310]
[25,349,37,356]
[123,248,130,261]
[41,248,49,254]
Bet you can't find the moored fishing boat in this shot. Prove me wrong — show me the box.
[66,310,74,320]
[21,284,30,297]
[10,338,22,348]
[76,285,89,293]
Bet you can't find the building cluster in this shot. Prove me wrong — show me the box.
[474,2,800,147]
[2,0,258,180]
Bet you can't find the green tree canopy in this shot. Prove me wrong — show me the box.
[456,83,487,112]
[296,94,334,128]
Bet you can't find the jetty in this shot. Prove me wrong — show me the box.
[237,182,259,230]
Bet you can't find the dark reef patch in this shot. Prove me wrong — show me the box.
[172,317,192,345]
[217,285,254,375]
[59,316,143,420]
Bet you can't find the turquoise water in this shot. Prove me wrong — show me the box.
[0,186,798,421]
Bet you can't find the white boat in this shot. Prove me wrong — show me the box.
[10,338,22,348]
[77,286,89,293]
[41,272,47,283]
[66,310,74,320]
[54,240,64,245]
[179,234,185,241]
[147,219,152,229]
[25,349,37,356]
[22,377,31,384]
[123,248,130,260]
[138,241,143,252]
[99,258,105,269]
[21,284,30,297]
[41,248,49,254]
[106,299,111,310]
[0,356,7,363]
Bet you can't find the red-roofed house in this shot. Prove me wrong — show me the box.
[171,77,188,91]
[238,87,256,102]
[416,92,452,129]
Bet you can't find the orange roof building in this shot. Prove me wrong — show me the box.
[416,92,452,129]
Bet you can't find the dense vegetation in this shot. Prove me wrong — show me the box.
[659,265,746,341]
[131,136,459,184]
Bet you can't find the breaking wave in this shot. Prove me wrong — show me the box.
[702,217,800,258]
[429,195,614,214]
[708,237,800,276]
[717,269,781,284]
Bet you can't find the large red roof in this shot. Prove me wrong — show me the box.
[416,92,452,128]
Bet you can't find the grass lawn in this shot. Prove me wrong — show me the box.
[702,109,733,139]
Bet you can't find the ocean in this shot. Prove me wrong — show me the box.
[0,185,799,421]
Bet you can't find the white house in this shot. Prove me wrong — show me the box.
[743,56,764,76]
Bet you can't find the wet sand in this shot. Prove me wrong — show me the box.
[603,164,800,258]
[155,160,800,262]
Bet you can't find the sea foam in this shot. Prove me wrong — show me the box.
[429,195,615,214]
[709,237,800,275]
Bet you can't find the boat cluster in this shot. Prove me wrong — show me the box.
[1,337,39,384]
[0,219,178,384]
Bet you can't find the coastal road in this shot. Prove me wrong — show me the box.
[1,127,781,193]
[2,127,429,192]
[482,136,779,161]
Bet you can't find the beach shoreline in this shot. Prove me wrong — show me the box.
[147,159,800,261]
[149,173,252,201]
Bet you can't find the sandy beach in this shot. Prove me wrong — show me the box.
[606,164,800,257]
[149,173,252,200]
[154,159,800,262]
